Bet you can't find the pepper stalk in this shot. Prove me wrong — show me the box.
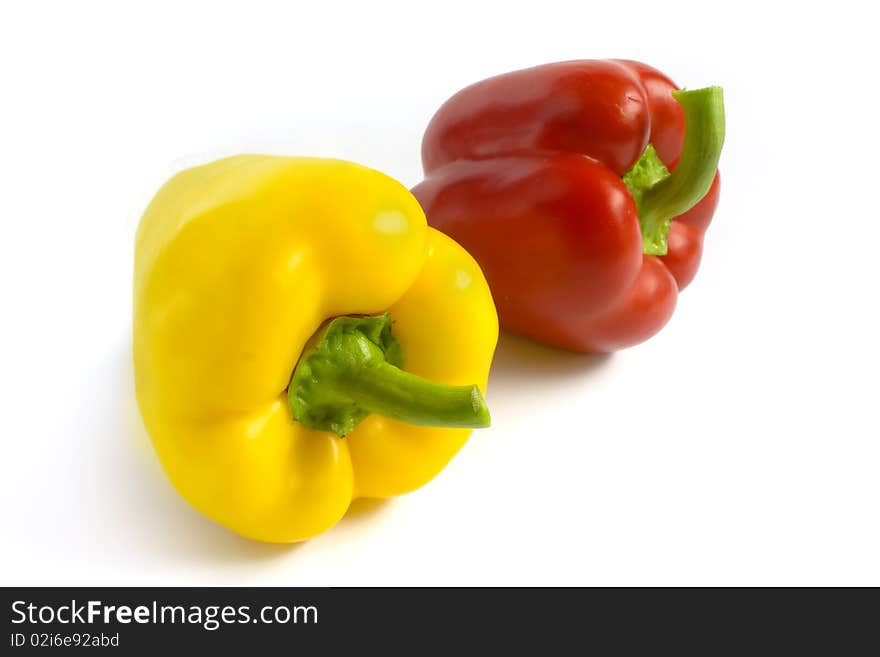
[624,86,725,255]
[288,313,490,437]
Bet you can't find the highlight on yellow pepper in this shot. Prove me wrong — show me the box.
[133,155,498,543]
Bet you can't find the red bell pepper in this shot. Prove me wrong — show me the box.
[412,60,724,352]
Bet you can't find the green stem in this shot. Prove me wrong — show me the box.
[623,86,725,255]
[343,362,490,429]
[288,313,490,437]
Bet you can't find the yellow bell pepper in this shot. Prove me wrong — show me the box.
[133,155,498,543]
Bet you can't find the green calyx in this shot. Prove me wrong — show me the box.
[623,86,725,256]
[288,313,490,438]
[623,145,672,255]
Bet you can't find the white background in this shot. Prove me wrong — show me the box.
[2,0,878,586]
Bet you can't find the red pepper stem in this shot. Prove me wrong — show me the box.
[625,86,725,255]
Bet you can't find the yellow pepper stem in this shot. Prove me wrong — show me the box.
[288,313,490,437]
